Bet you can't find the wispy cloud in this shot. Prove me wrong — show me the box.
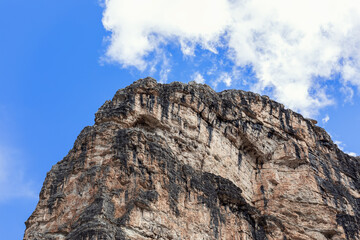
[334,140,344,150]
[322,114,330,124]
[0,146,37,202]
[346,152,357,157]
[334,140,357,157]
[191,72,205,84]
[212,72,232,89]
[102,0,360,117]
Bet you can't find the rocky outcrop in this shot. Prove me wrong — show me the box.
[24,77,359,240]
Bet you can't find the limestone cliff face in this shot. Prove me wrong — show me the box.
[24,78,359,240]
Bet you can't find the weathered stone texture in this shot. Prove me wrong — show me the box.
[24,77,359,239]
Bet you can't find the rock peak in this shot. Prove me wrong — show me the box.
[25,78,359,240]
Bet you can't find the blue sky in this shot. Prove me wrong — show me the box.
[1,0,360,239]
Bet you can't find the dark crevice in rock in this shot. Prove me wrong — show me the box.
[187,168,267,240]
[207,124,213,146]
[293,143,301,159]
[260,185,268,209]
[238,152,243,169]
[336,214,360,240]
[313,149,360,239]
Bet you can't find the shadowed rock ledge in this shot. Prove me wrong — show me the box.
[24,77,359,240]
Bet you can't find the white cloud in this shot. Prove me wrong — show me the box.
[0,146,37,202]
[102,0,230,70]
[340,85,354,103]
[334,140,357,157]
[346,152,357,157]
[158,54,171,83]
[334,140,344,150]
[322,114,330,124]
[212,72,232,89]
[191,72,205,84]
[159,68,171,83]
[102,0,360,117]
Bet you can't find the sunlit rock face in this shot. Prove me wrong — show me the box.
[24,77,359,240]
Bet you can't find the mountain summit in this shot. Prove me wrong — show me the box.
[24,77,359,239]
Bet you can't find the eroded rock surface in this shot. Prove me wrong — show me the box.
[24,78,360,240]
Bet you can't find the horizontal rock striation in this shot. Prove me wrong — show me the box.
[24,77,359,239]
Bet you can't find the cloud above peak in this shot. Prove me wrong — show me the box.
[102,0,360,117]
[102,0,230,69]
